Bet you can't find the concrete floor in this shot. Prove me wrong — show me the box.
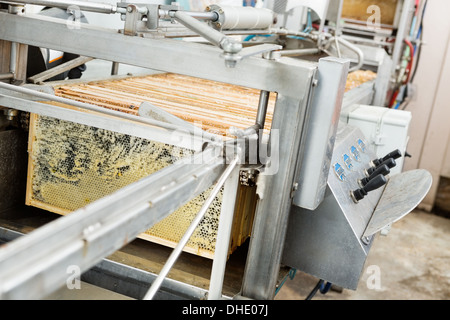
[275,209,450,300]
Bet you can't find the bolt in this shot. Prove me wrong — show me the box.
[361,236,371,245]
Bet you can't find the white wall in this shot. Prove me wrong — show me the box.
[403,0,450,210]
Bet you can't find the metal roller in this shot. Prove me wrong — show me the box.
[208,5,275,30]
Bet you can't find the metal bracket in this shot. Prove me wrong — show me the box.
[239,168,259,187]
[221,43,282,68]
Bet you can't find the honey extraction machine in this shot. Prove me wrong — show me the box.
[0,0,432,300]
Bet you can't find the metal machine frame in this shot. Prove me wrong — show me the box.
[0,0,430,301]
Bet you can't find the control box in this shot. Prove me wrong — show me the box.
[282,122,432,290]
[347,105,412,175]
[283,124,392,289]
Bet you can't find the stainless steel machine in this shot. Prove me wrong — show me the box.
[0,0,431,300]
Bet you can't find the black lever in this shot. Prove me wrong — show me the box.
[366,158,396,176]
[351,174,387,203]
[359,164,390,187]
[371,149,402,167]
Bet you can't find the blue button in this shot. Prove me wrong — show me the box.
[334,163,346,181]
[343,153,353,170]
[357,139,366,152]
[350,146,361,161]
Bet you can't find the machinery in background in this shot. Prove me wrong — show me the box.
[0,0,431,300]
[26,7,89,81]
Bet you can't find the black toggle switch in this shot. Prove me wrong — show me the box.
[351,174,387,203]
[359,164,390,187]
[371,149,402,167]
[366,158,396,176]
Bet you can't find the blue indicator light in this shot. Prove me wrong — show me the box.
[334,163,346,181]
[343,154,353,170]
[350,146,361,161]
[357,139,366,152]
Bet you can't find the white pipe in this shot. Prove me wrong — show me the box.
[217,6,274,30]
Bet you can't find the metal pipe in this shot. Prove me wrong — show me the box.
[9,42,17,76]
[0,81,220,143]
[336,37,364,72]
[280,48,321,57]
[0,148,226,300]
[169,10,223,46]
[111,61,119,76]
[207,165,240,300]
[391,0,415,74]
[143,155,240,300]
[169,10,242,54]
[0,0,117,14]
[185,11,218,20]
[256,90,270,130]
[269,28,318,41]
[159,10,218,21]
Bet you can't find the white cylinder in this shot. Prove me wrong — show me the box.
[218,6,275,30]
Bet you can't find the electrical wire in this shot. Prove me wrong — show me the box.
[275,268,297,296]
[305,278,333,300]
[305,279,324,300]
[403,39,415,84]
[410,0,428,83]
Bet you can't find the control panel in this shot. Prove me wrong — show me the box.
[329,125,403,208]
[283,125,429,290]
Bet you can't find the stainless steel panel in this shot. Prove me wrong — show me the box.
[241,88,315,299]
[282,125,383,289]
[293,57,350,210]
[363,169,432,237]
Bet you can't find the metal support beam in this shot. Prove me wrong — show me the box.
[27,56,93,84]
[0,86,218,150]
[0,0,118,14]
[0,148,226,300]
[241,82,316,299]
[207,164,240,300]
[0,12,316,96]
[144,155,240,300]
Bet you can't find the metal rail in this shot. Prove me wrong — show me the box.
[0,0,118,14]
[144,155,240,300]
[0,147,226,299]
[0,81,222,147]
